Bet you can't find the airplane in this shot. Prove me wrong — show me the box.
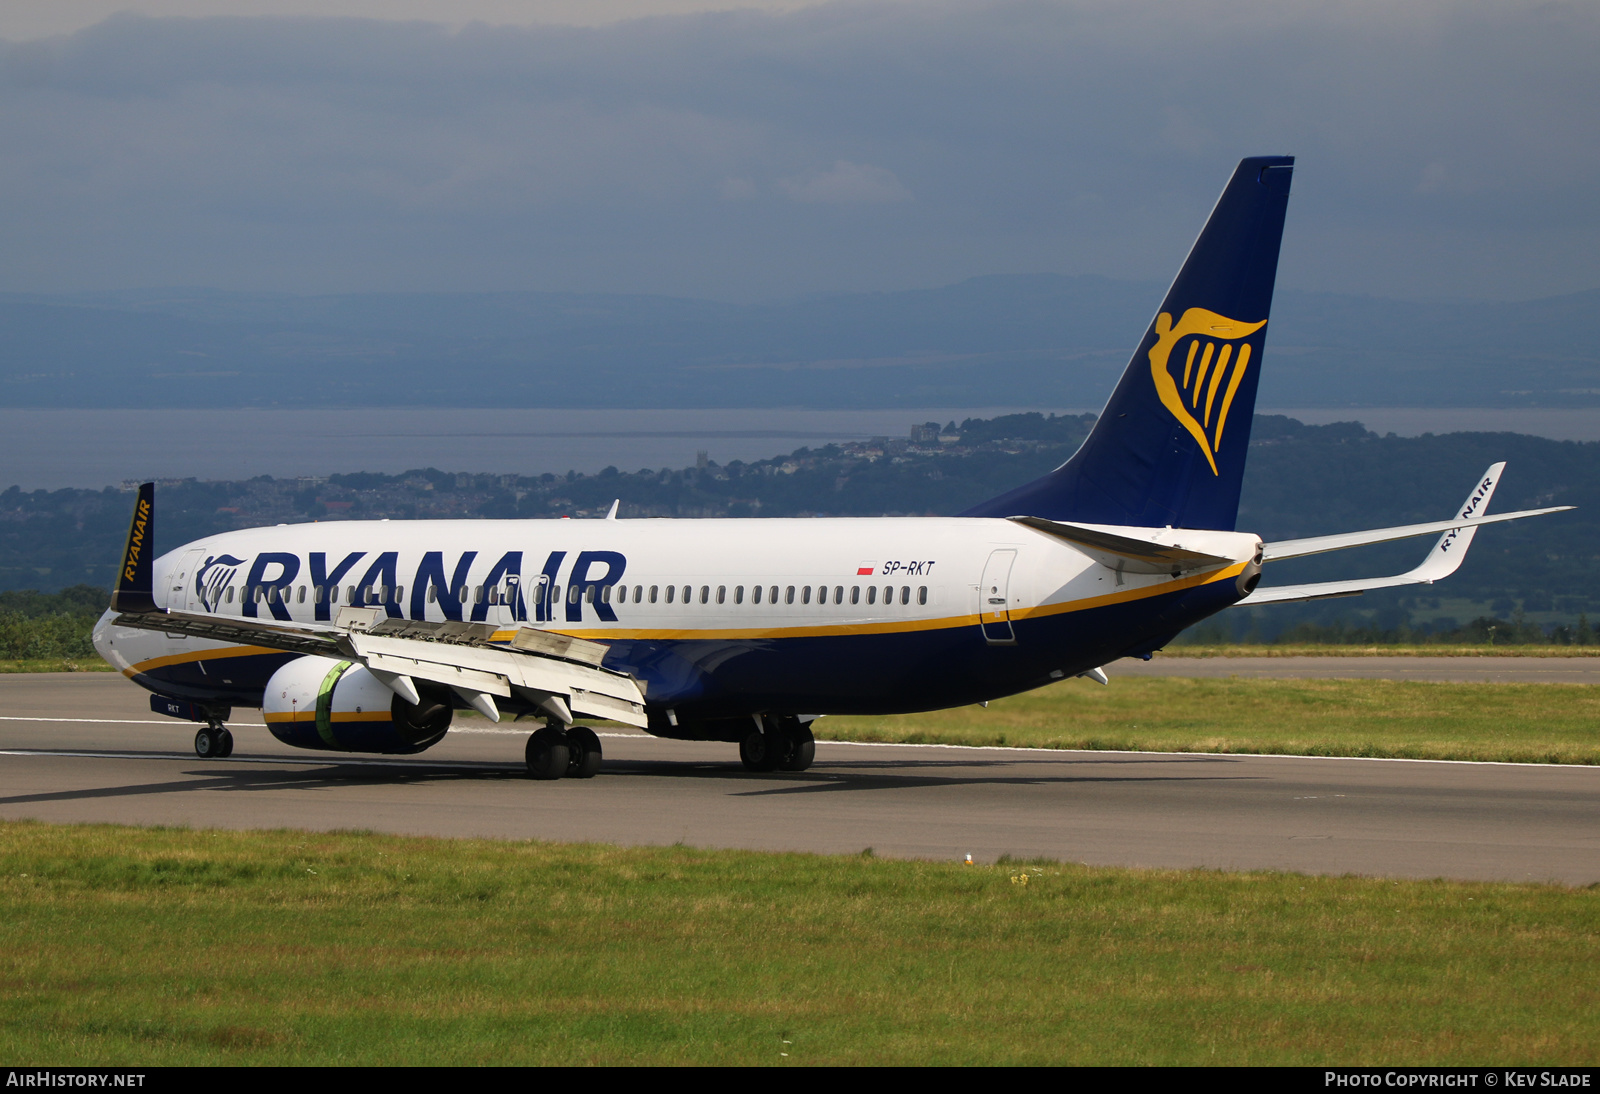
[92,155,1573,778]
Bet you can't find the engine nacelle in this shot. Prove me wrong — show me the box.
[262,655,452,754]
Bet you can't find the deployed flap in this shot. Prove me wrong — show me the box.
[1009,515,1233,574]
[1244,463,1572,606]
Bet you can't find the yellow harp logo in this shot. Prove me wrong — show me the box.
[1148,308,1267,475]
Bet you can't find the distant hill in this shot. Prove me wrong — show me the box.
[2,277,1596,409]
[2,412,1592,644]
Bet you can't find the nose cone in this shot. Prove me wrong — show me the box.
[92,609,131,672]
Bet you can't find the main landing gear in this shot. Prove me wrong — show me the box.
[526,724,603,781]
[740,716,815,773]
[193,720,234,759]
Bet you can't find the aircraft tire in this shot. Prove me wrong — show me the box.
[215,728,234,758]
[776,725,815,772]
[566,726,603,779]
[526,727,570,781]
[194,727,218,759]
[739,730,779,772]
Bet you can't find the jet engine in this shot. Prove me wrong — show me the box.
[262,655,452,754]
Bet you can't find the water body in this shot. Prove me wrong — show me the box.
[2,406,1595,491]
[0,407,1061,490]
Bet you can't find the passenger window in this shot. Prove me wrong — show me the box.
[586,586,596,604]
[817,586,827,605]
[567,585,579,605]
[650,585,659,603]
[346,585,355,606]
[834,585,844,604]
[802,586,812,605]
[634,585,642,602]
[851,586,860,605]
[717,586,726,604]
[395,586,404,604]
[734,585,744,604]
[769,586,778,604]
[666,585,676,604]
[225,586,235,604]
[866,586,876,605]
[882,585,892,604]
[918,586,928,605]
[901,586,910,605]
[601,585,612,604]
[752,585,762,604]
[683,586,691,603]
[427,586,436,604]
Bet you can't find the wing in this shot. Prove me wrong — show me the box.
[113,606,647,728]
[1243,463,1572,606]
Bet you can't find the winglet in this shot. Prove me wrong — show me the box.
[109,483,158,614]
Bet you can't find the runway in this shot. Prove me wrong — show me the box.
[1,673,1597,884]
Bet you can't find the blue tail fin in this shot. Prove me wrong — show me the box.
[961,156,1293,530]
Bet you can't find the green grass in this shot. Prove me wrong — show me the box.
[1164,644,1600,657]
[820,677,1600,765]
[0,659,114,673]
[0,822,1595,1065]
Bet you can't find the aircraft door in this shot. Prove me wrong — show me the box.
[979,549,1018,644]
[169,548,206,612]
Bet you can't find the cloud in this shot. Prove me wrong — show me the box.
[778,160,912,204]
[0,2,1594,301]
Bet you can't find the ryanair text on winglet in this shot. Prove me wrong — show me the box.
[123,498,150,582]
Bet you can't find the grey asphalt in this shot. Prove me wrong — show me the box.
[1,671,1597,884]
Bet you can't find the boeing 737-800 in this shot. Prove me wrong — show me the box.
[92,157,1571,778]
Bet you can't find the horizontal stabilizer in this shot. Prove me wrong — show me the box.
[1009,515,1233,574]
[1244,462,1571,606]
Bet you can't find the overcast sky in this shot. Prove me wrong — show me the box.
[0,1,1594,302]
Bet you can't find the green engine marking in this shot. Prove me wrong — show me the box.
[314,660,354,748]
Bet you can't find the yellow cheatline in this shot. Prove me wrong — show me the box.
[263,710,391,723]
[127,644,287,675]
[125,565,1244,660]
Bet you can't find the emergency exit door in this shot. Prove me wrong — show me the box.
[980,549,1017,644]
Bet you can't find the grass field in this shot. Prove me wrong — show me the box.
[819,677,1600,765]
[0,659,113,673]
[1163,644,1600,657]
[0,822,1595,1066]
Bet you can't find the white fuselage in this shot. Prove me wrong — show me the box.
[96,515,1257,722]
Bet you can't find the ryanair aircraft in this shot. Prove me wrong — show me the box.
[93,157,1571,778]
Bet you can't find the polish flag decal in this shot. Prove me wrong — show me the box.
[857,561,878,576]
